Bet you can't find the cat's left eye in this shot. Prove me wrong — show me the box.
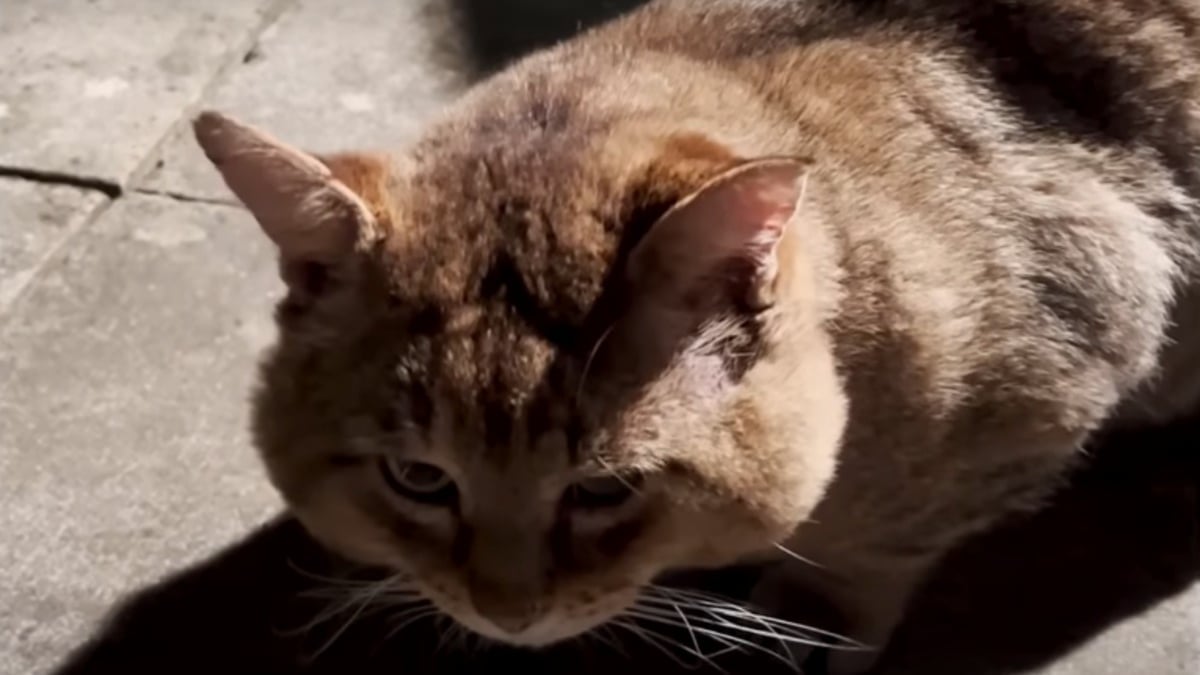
[566,472,643,510]
[381,458,457,505]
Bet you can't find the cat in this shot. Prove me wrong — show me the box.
[193,0,1200,672]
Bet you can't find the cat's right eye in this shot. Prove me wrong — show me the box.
[381,458,457,505]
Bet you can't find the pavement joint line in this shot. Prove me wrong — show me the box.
[0,166,121,199]
[0,0,297,333]
[131,187,242,208]
[124,0,299,194]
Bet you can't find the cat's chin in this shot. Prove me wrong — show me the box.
[435,587,641,649]
[451,610,618,649]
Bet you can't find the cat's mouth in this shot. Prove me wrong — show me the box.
[430,587,641,649]
[459,613,608,648]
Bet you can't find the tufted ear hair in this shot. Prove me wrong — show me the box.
[627,157,809,311]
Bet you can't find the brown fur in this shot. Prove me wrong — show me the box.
[195,0,1200,671]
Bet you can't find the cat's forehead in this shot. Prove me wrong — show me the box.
[424,303,557,403]
[377,147,622,348]
[388,299,575,458]
[368,79,642,435]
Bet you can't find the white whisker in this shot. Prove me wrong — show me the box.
[595,455,645,495]
[384,606,440,642]
[645,586,865,649]
[576,324,616,401]
[610,618,721,670]
[281,560,426,658]
[670,597,705,656]
[308,578,392,660]
[624,606,796,670]
[772,542,824,569]
[587,624,629,657]
[642,601,856,651]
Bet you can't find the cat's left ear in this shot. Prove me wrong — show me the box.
[192,111,387,265]
[627,157,810,311]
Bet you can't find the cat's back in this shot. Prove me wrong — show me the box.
[596,0,1200,424]
[616,0,1200,162]
[423,0,1200,424]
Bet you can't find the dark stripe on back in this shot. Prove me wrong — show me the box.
[836,0,1200,191]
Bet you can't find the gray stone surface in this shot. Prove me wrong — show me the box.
[1032,588,1200,675]
[0,0,284,183]
[0,196,281,675]
[138,0,469,201]
[0,180,107,314]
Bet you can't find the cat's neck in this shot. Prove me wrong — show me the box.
[791,176,995,423]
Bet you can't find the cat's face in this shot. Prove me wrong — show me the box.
[194,111,844,646]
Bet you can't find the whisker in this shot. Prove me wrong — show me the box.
[280,587,410,638]
[642,599,857,651]
[298,585,423,601]
[649,586,844,635]
[576,324,616,401]
[586,624,629,657]
[433,614,464,656]
[772,542,824,569]
[286,558,377,586]
[366,602,437,658]
[595,455,645,495]
[384,606,441,642]
[628,593,800,665]
[308,579,391,660]
[623,607,795,670]
[670,597,705,656]
[644,587,864,649]
[609,618,718,670]
[449,622,474,654]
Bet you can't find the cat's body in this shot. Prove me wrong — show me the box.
[194,0,1200,672]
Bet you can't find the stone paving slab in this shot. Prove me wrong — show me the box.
[1032,587,1200,675]
[0,180,107,314]
[0,195,282,675]
[138,0,469,201]
[0,0,285,184]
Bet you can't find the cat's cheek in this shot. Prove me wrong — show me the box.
[289,497,401,567]
[284,472,447,570]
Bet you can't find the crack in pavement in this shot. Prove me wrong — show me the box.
[0,166,121,198]
[0,0,296,329]
[132,188,241,208]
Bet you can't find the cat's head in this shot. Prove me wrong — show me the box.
[194,106,844,646]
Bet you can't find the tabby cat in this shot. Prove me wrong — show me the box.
[194,0,1200,671]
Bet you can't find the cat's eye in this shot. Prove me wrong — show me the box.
[381,458,456,504]
[566,472,642,510]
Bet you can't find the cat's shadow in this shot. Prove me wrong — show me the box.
[50,413,1199,675]
[445,0,653,76]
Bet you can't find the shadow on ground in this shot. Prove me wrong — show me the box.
[50,413,1200,675]
[447,0,651,75]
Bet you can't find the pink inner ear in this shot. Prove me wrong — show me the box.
[627,158,808,293]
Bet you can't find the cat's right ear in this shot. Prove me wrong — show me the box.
[627,157,809,312]
[192,111,384,278]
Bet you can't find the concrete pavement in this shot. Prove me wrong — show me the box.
[1,2,1196,674]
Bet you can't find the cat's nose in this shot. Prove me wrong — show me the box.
[466,527,548,636]
[486,607,538,634]
[469,584,542,634]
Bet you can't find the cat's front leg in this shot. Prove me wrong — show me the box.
[752,553,935,675]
